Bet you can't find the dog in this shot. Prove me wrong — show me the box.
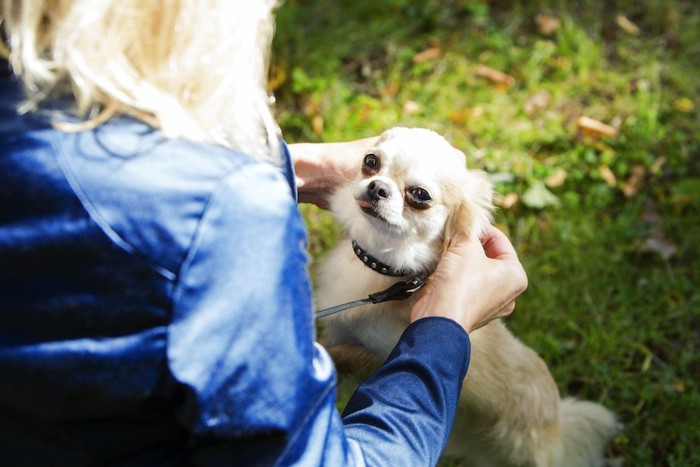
[316,127,618,466]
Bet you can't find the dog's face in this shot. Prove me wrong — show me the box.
[331,127,494,271]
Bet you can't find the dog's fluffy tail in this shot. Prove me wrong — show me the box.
[559,398,619,467]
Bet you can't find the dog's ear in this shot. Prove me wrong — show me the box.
[444,169,495,250]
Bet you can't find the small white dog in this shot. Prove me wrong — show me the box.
[317,127,618,466]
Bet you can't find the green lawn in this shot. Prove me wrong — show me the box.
[273,1,700,465]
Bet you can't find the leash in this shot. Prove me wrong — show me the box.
[315,275,427,320]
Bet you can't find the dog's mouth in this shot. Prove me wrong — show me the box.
[357,198,384,220]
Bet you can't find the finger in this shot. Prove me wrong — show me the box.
[446,232,485,257]
[499,300,516,318]
[481,225,519,261]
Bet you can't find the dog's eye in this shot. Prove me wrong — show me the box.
[411,187,431,202]
[406,187,432,209]
[362,153,381,175]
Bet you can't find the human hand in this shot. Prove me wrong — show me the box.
[289,137,378,209]
[410,225,528,333]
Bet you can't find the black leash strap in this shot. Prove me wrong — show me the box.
[315,276,427,320]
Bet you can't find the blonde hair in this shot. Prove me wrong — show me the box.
[0,0,281,163]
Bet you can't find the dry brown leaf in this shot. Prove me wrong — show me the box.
[524,90,551,114]
[587,139,616,155]
[577,116,618,138]
[673,98,694,113]
[496,192,520,209]
[268,61,288,92]
[641,238,677,261]
[545,168,568,188]
[403,100,422,115]
[311,115,324,135]
[650,156,666,175]
[535,14,560,36]
[448,107,484,123]
[303,100,322,115]
[413,47,442,64]
[623,165,646,198]
[616,14,641,36]
[599,164,617,187]
[475,64,515,87]
[554,56,572,70]
[639,200,677,260]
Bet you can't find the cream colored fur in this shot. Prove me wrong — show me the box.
[317,127,618,466]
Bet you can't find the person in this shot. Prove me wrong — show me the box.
[0,1,527,465]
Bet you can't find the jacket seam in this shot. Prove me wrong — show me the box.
[51,130,179,281]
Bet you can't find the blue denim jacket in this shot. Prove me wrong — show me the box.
[0,79,470,466]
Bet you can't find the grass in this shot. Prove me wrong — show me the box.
[272,0,700,465]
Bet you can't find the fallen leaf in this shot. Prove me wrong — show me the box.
[577,116,618,138]
[522,181,560,209]
[524,90,551,114]
[673,98,694,113]
[630,78,651,93]
[616,14,641,36]
[641,237,677,260]
[586,139,616,154]
[650,156,666,175]
[545,168,568,188]
[475,64,515,87]
[638,200,678,260]
[496,192,520,209]
[268,61,288,91]
[311,114,324,135]
[303,100,322,115]
[535,14,560,36]
[403,100,422,115]
[599,164,617,187]
[448,107,484,122]
[554,56,572,70]
[413,47,442,64]
[622,165,646,198]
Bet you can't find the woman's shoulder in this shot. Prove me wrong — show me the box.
[54,118,296,277]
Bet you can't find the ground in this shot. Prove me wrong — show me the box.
[273,1,700,465]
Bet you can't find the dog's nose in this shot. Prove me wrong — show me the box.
[367,180,390,202]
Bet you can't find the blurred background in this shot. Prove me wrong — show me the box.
[272,1,699,465]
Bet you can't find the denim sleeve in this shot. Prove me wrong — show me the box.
[167,158,470,466]
[343,318,470,466]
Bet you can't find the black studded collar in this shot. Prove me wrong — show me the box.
[351,240,412,277]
